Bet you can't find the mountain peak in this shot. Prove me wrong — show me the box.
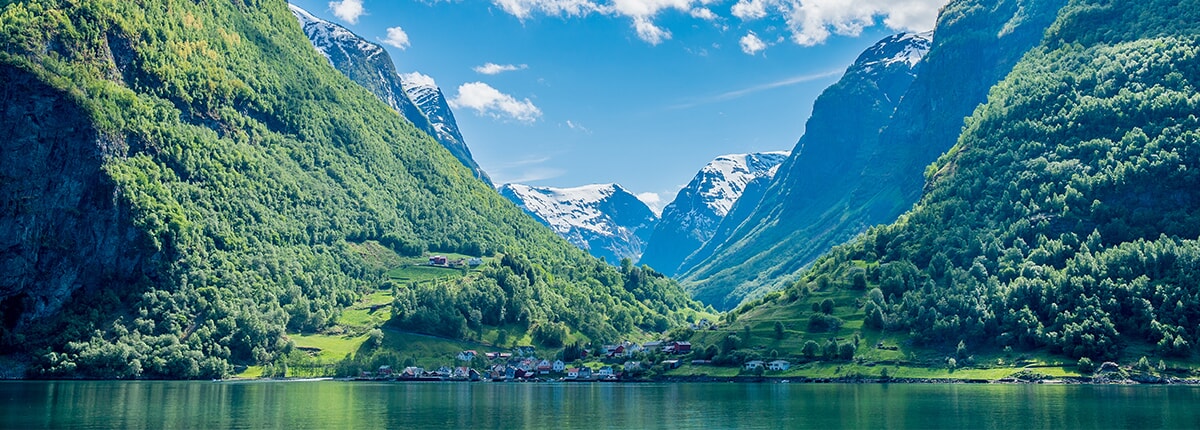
[856,31,933,72]
[637,151,789,277]
[696,151,792,217]
[500,183,657,264]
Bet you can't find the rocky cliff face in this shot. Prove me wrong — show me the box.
[0,64,154,331]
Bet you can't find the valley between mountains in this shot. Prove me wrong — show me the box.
[3,0,1200,384]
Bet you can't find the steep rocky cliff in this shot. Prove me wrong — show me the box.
[0,64,154,330]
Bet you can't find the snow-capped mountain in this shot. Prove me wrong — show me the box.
[289,4,491,185]
[638,152,790,276]
[499,183,658,264]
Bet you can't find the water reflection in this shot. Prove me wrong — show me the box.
[3,381,1199,429]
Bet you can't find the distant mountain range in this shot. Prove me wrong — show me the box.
[499,183,658,264]
[289,4,492,186]
[500,151,788,267]
[639,152,789,276]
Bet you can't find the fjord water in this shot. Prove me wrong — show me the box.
[3,381,1198,429]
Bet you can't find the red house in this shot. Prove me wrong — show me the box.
[672,341,692,354]
[429,256,448,266]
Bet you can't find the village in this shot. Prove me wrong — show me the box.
[352,339,791,383]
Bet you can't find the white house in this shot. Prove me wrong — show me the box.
[567,368,581,379]
[457,350,477,362]
[597,366,614,376]
[553,360,566,372]
[768,360,791,371]
[744,360,765,371]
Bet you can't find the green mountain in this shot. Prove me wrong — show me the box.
[679,0,1067,310]
[728,0,1200,362]
[0,0,701,378]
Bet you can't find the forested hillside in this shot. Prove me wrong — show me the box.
[0,0,701,378]
[731,0,1200,362]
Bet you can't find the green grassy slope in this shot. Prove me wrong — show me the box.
[0,0,702,378]
[724,0,1200,365]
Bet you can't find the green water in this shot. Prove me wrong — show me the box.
[2,381,1198,429]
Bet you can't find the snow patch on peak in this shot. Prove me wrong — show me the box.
[695,151,791,217]
[501,183,626,235]
[288,3,380,63]
[890,31,934,67]
[500,183,658,263]
[856,31,933,74]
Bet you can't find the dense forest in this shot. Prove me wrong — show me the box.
[733,0,1200,362]
[0,0,702,378]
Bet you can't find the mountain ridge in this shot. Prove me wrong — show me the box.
[639,151,790,277]
[289,4,492,186]
[500,183,658,264]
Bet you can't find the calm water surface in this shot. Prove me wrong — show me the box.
[2,380,1199,429]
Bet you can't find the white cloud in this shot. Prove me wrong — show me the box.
[731,0,770,19]
[381,27,410,49]
[739,31,767,55]
[633,16,671,44]
[732,0,945,46]
[328,0,365,24]
[481,0,944,47]
[449,82,543,123]
[690,7,718,20]
[492,0,600,19]
[637,192,666,216]
[398,71,437,89]
[474,63,529,75]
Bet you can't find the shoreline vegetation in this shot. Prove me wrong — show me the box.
[208,374,1200,386]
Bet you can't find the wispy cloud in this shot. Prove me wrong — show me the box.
[493,167,567,185]
[669,69,843,109]
[474,63,529,75]
[328,0,365,24]
[380,27,410,49]
[449,82,543,123]
[565,120,590,133]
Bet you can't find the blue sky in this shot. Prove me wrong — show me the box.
[287,0,948,212]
